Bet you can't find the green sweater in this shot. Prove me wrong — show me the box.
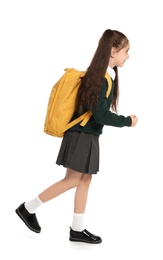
[68,78,132,135]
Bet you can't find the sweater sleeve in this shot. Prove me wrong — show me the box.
[92,79,132,127]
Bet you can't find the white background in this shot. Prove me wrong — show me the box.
[0,0,163,259]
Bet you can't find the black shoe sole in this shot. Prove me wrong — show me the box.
[69,237,102,244]
[15,209,41,233]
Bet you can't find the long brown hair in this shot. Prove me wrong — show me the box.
[75,29,129,114]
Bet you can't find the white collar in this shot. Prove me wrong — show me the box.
[107,66,116,80]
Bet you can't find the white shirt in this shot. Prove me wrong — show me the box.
[107,66,115,80]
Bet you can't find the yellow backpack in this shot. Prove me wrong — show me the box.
[44,68,112,137]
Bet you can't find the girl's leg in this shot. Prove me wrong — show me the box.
[71,173,92,231]
[38,168,82,203]
[74,173,92,213]
[15,168,83,233]
[70,173,102,243]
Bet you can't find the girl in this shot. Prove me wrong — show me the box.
[15,29,138,244]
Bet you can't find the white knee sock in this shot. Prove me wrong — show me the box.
[71,213,84,232]
[24,196,44,213]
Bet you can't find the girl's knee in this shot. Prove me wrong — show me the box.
[80,173,92,187]
[64,168,82,187]
[64,168,92,188]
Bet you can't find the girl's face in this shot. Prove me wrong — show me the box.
[110,42,130,68]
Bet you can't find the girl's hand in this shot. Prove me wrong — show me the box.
[130,114,138,127]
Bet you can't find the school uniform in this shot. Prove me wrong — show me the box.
[56,68,132,174]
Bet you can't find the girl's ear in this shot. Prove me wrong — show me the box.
[111,47,117,58]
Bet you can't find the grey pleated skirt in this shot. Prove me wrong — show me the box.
[56,131,99,174]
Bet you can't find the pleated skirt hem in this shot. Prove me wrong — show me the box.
[56,131,99,174]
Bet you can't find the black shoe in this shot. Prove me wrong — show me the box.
[15,202,41,233]
[69,227,102,244]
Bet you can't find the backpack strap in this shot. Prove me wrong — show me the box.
[66,111,92,130]
[79,111,92,127]
[105,72,112,98]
